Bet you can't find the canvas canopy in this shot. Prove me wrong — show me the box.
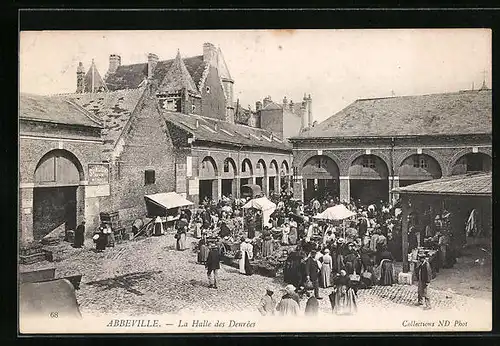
[313,204,357,221]
[243,197,277,228]
[144,192,193,217]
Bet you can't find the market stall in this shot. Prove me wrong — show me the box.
[392,172,492,282]
[242,196,277,230]
[139,192,194,237]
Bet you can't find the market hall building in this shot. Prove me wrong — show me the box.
[290,88,492,205]
[19,42,293,242]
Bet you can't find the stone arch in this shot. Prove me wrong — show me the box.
[302,155,340,179]
[34,149,85,186]
[395,149,447,173]
[241,158,253,176]
[345,150,391,175]
[269,159,279,177]
[295,151,342,175]
[348,153,390,179]
[281,159,290,176]
[449,151,492,176]
[33,149,85,185]
[221,157,237,177]
[199,156,218,179]
[398,153,443,182]
[256,159,267,177]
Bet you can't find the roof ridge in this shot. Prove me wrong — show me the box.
[64,99,104,127]
[356,89,491,102]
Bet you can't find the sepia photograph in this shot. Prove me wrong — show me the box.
[18,28,492,334]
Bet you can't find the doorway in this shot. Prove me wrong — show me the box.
[33,186,77,240]
[199,180,214,202]
[350,179,389,205]
[222,179,233,197]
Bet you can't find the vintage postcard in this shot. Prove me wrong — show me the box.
[18,28,492,334]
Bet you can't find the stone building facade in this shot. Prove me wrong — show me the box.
[20,42,294,242]
[290,89,492,205]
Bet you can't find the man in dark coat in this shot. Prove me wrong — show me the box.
[416,255,432,309]
[74,221,85,248]
[206,245,222,289]
[304,291,319,316]
[305,250,322,299]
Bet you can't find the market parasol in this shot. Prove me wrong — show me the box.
[242,197,277,228]
[313,204,357,220]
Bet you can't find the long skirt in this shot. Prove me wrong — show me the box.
[379,260,394,286]
[74,231,84,248]
[198,244,209,263]
[96,235,106,251]
[289,228,298,245]
[320,264,332,288]
[239,252,253,275]
[262,239,273,257]
[329,286,357,315]
[176,233,187,250]
[194,223,202,238]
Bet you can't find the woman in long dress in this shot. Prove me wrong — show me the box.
[261,227,274,258]
[320,249,333,288]
[94,226,107,252]
[239,239,254,275]
[378,245,394,286]
[329,270,358,315]
[282,224,290,245]
[198,237,210,264]
[289,222,298,245]
[176,225,187,251]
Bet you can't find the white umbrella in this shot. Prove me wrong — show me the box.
[242,197,277,228]
[313,204,357,221]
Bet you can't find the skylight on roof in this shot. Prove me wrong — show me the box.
[202,124,217,133]
[220,128,234,136]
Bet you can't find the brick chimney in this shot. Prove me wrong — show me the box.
[76,62,85,93]
[147,53,159,79]
[108,54,121,75]
[283,96,288,107]
[263,96,272,108]
[203,42,217,67]
[256,101,262,111]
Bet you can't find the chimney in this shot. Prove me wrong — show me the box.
[307,94,313,127]
[203,42,217,67]
[108,54,121,75]
[76,62,85,93]
[289,100,294,111]
[147,53,159,79]
[256,101,262,111]
[283,96,288,106]
[263,96,272,108]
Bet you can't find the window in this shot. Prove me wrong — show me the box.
[257,162,261,169]
[191,104,196,113]
[242,161,246,172]
[206,86,211,94]
[362,157,375,168]
[202,161,206,169]
[413,155,428,168]
[145,170,155,185]
[224,160,230,173]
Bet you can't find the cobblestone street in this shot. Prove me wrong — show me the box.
[20,232,491,317]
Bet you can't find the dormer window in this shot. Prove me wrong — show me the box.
[206,86,211,94]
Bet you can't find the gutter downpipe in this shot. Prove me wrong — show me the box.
[390,137,395,205]
[237,144,244,199]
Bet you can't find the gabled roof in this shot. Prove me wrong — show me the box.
[19,93,103,128]
[62,88,146,153]
[161,111,291,151]
[392,172,491,197]
[105,55,206,92]
[295,89,492,139]
[158,51,200,95]
[83,60,109,93]
[216,47,232,81]
[262,102,283,111]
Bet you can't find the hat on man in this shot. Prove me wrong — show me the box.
[284,284,296,293]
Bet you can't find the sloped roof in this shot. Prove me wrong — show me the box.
[296,90,492,139]
[105,55,205,92]
[262,101,283,111]
[216,47,232,81]
[83,61,109,93]
[393,172,491,197]
[158,52,200,95]
[62,88,146,153]
[19,93,103,128]
[161,111,291,151]
[234,103,253,125]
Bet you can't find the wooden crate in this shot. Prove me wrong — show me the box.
[20,268,56,283]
